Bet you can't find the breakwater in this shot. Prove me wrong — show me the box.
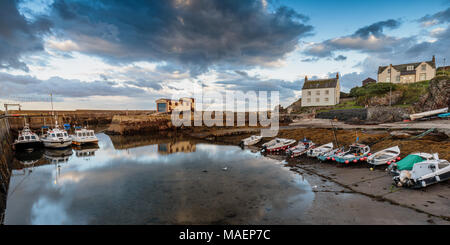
[5,109,154,132]
[0,117,13,224]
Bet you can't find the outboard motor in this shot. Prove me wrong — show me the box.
[261,145,267,153]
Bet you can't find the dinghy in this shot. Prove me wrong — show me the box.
[239,135,262,147]
[286,138,315,158]
[409,107,448,120]
[317,147,344,161]
[333,143,370,164]
[13,124,42,150]
[393,157,450,188]
[261,138,296,153]
[367,146,400,166]
[307,142,333,158]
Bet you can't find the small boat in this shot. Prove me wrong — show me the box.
[307,142,333,158]
[239,135,262,147]
[13,124,42,150]
[71,128,99,145]
[261,138,296,153]
[41,124,72,149]
[367,146,400,166]
[409,107,448,120]
[317,147,344,161]
[333,143,370,164]
[387,152,436,175]
[286,138,315,158]
[393,157,450,188]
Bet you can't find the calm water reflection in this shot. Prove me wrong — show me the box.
[5,133,314,224]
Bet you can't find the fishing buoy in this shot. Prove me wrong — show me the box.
[327,157,330,160]
[397,157,401,160]
[368,153,372,156]
[387,161,391,165]
[392,159,396,163]
[332,158,335,161]
[360,158,364,161]
[345,160,349,164]
[353,159,357,163]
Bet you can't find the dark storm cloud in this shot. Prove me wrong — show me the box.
[303,19,403,58]
[0,0,51,71]
[45,0,313,73]
[0,72,149,99]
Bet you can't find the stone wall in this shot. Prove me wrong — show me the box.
[316,108,368,121]
[0,117,13,224]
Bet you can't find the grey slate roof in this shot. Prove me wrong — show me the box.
[378,60,436,74]
[302,78,338,89]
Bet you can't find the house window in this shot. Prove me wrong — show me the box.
[419,73,426,81]
[316,91,320,95]
[307,91,311,96]
[386,77,391,82]
[387,68,391,74]
[396,75,400,82]
[316,98,320,102]
[307,98,311,103]
[325,90,329,95]
[421,64,426,71]
[325,98,329,102]
[407,65,414,71]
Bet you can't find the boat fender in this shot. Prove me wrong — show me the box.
[345,160,349,164]
[353,159,357,163]
[396,157,401,160]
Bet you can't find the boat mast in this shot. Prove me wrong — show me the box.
[50,93,57,128]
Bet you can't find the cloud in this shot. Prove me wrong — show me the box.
[0,72,152,99]
[0,1,51,71]
[41,0,313,74]
[303,19,403,58]
[334,55,347,61]
[418,7,450,26]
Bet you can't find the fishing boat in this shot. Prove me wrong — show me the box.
[13,124,42,150]
[261,138,296,153]
[367,146,400,166]
[387,152,436,175]
[307,142,333,158]
[71,128,99,145]
[393,157,450,188]
[40,93,72,149]
[317,147,344,161]
[286,138,315,158]
[333,143,371,164]
[239,135,262,147]
[41,125,72,148]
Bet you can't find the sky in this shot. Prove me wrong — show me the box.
[0,0,449,110]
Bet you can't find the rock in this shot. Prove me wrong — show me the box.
[414,76,450,112]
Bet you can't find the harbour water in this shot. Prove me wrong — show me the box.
[4,133,314,224]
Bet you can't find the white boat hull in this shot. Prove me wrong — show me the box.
[367,146,400,166]
[42,140,72,148]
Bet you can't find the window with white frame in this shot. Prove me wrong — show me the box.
[325,98,329,102]
[307,91,311,96]
[316,91,320,95]
[396,75,400,82]
[421,64,426,71]
[325,90,329,95]
[307,98,311,103]
[386,77,391,82]
[316,98,320,102]
[407,65,414,71]
[419,73,426,81]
